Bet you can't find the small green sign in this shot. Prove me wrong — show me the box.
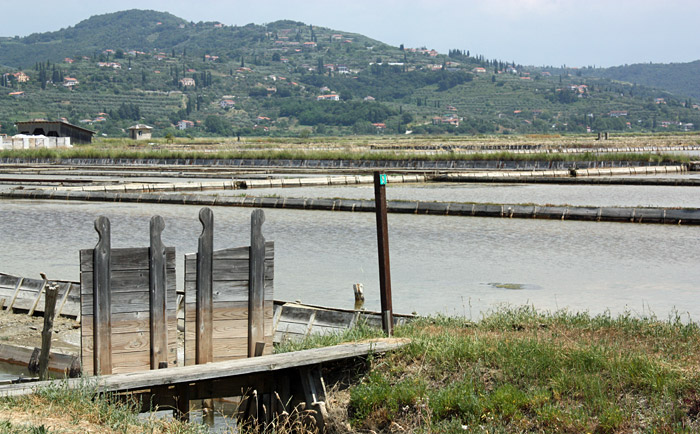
[379,174,387,185]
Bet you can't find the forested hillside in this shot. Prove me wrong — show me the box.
[581,61,700,101]
[1,10,698,138]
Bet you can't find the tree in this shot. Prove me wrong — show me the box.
[205,115,232,136]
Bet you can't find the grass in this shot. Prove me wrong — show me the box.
[348,307,700,433]
[1,308,699,433]
[0,145,692,164]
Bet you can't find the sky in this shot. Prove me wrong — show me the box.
[3,0,700,68]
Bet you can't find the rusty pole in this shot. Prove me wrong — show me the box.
[373,171,394,336]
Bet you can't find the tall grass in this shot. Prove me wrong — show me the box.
[349,307,700,433]
[0,146,691,163]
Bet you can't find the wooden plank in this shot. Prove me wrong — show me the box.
[80,248,176,272]
[55,282,72,317]
[149,215,169,369]
[27,276,47,316]
[184,301,275,322]
[81,285,176,316]
[184,242,274,261]
[0,339,409,397]
[183,262,274,282]
[93,216,112,375]
[196,207,214,366]
[249,209,266,358]
[81,268,176,295]
[6,277,24,310]
[183,279,273,303]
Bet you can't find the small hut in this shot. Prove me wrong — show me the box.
[128,124,153,140]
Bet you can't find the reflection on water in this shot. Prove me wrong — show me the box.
[1,199,699,321]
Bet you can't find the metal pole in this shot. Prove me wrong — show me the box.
[373,172,393,336]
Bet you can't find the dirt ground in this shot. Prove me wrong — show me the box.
[0,308,81,355]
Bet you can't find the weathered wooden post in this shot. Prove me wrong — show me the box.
[373,172,394,336]
[38,276,59,381]
[93,216,112,375]
[195,207,214,423]
[249,209,266,357]
[149,215,168,370]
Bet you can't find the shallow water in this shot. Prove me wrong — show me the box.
[1,199,698,321]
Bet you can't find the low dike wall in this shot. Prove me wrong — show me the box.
[3,189,698,225]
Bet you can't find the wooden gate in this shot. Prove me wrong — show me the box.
[79,216,177,375]
[183,208,274,365]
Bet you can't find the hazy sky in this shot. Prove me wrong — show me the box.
[3,0,699,68]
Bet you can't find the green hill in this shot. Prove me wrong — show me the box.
[581,61,700,101]
[1,10,699,138]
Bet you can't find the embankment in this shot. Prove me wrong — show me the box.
[2,189,698,225]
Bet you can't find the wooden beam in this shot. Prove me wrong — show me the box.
[0,339,408,397]
[149,215,168,370]
[6,277,24,311]
[196,208,213,365]
[249,209,265,358]
[93,216,112,375]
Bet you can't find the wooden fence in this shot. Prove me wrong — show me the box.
[183,208,274,365]
[79,216,177,375]
[79,208,274,381]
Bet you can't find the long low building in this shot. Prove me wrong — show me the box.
[14,120,94,144]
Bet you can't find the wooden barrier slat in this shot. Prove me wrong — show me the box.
[184,242,274,261]
[184,319,249,341]
[184,280,273,303]
[183,302,274,322]
[81,287,176,316]
[183,261,274,280]
[81,269,176,295]
[80,248,176,272]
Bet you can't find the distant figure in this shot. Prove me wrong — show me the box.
[353,283,365,310]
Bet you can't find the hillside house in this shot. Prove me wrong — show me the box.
[8,91,24,97]
[472,67,487,73]
[13,72,29,83]
[364,96,376,102]
[177,120,195,130]
[317,94,340,101]
[63,77,79,87]
[180,78,196,87]
[608,110,628,117]
[220,99,235,109]
[128,124,153,140]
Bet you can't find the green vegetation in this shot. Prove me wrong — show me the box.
[350,308,700,433]
[1,309,699,432]
[0,378,206,433]
[1,10,699,139]
[582,60,700,101]
[0,145,692,164]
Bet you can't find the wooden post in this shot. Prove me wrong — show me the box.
[196,208,213,365]
[196,208,214,423]
[93,216,112,375]
[38,279,59,381]
[149,215,168,370]
[249,209,266,358]
[373,172,394,336]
